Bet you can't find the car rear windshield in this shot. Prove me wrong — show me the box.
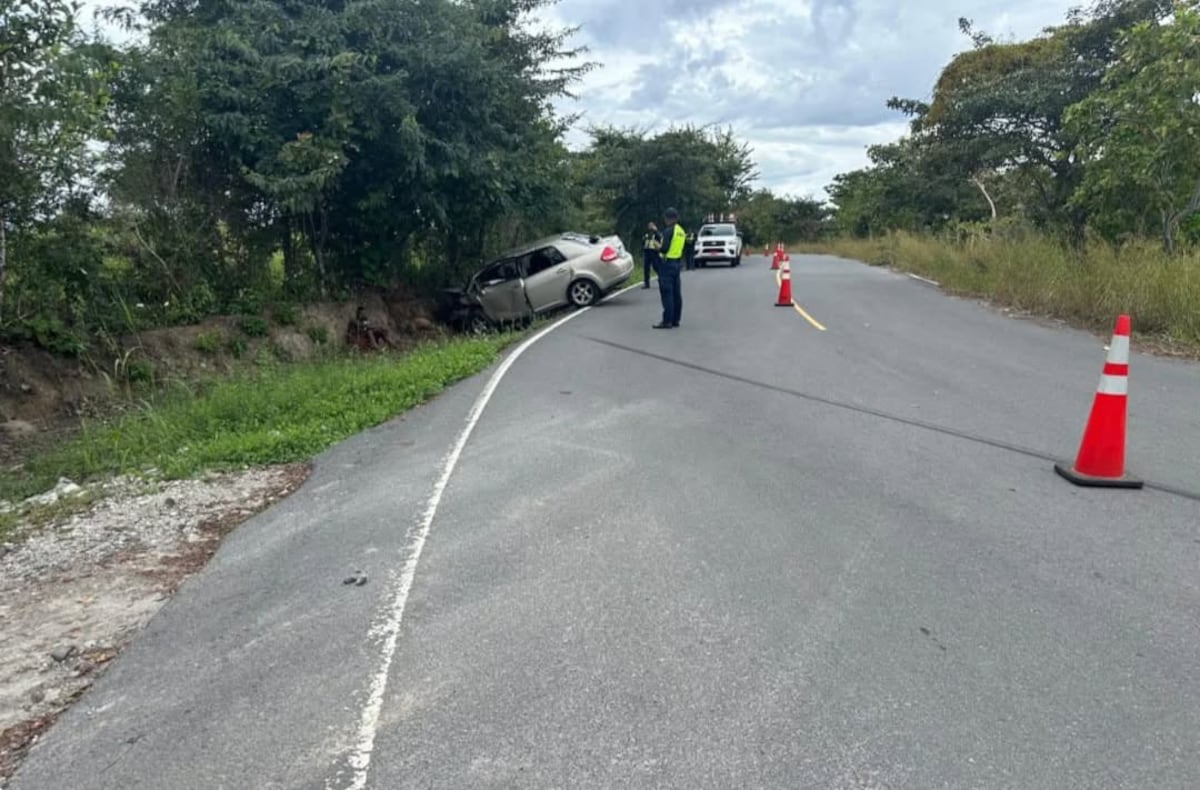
[699,225,736,236]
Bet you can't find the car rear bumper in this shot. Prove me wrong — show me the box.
[597,255,635,288]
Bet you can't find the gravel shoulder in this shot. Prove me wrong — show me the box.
[0,464,309,782]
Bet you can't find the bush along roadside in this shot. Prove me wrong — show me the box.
[797,230,1200,353]
[0,334,521,513]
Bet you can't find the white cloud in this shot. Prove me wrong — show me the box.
[544,0,1080,199]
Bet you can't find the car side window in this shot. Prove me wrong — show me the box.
[524,247,566,277]
[482,259,520,284]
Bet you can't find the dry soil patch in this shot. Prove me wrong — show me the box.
[0,463,309,782]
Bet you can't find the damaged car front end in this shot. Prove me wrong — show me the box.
[435,231,634,334]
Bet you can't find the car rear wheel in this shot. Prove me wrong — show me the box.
[568,278,598,308]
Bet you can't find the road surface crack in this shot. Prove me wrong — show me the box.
[580,335,1200,504]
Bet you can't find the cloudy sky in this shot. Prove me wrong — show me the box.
[81,0,1080,201]
[538,0,1080,199]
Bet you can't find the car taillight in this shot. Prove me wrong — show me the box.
[600,246,619,262]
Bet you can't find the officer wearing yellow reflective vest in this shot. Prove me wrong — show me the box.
[653,208,686,329]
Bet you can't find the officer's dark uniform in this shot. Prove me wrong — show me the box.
[654,209,686,329]
[641,226,662,289]
[684,229,696,270]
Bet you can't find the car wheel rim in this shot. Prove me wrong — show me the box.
[571,282,594,305]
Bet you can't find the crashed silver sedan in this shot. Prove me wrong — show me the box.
[439,232,635,332]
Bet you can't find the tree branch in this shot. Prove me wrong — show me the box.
[970,174,998,220]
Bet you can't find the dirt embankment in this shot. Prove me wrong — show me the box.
[0,290,440,468]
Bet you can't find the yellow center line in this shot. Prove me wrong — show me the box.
[791,302,826,331]
[774,266,827,331]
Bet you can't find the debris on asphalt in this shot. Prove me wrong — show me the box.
[47,647,76,664]
[0,462,310,783]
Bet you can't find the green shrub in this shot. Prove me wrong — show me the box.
[124,358,155,383]
[194,330,223,354]
[226,336,248,358]
[238,315,269,337]
[306,325,330,345]
[271,303,300,326]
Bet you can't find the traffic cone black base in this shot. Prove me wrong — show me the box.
[1053,463,1143,489]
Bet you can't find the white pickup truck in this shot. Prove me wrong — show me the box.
[692,222,742,268]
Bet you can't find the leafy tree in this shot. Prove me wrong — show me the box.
[104,0,591,298]
[1065,3,1200,251]
[579,124,757,244]
[825,135,989,237]
[732,189,828,245]
[891,0,1173,240]
[0,0,109,321]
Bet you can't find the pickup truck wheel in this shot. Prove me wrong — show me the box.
[732,257,741,267]
[568,278,598,308]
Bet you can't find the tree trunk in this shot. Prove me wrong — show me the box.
[446,230,461,274]
[1164,173,1200,254]
[970,174,997,221]
[1162,209,1175,254]
[1066,206,1087,251]
[0,209,7,323]
[281,218,299,290]
[305,210,328,298]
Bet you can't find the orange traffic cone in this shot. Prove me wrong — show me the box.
[775,259,792,306]
[771,243,781,271]
[1054,315,1143,488]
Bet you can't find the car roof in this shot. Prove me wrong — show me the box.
[494,233,592,259]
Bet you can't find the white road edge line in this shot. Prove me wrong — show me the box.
[334,276,648,790]
[907,273,940,287]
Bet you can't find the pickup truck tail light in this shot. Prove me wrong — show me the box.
[600,246,619,263]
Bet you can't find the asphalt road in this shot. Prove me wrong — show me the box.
[12,254,1200,789]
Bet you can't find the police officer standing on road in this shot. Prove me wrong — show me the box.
[641,222,662,289]
[654,208,685,329]
[684,226,696,271]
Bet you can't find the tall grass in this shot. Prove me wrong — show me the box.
[799,230,1200,346]
[0,335,518,503]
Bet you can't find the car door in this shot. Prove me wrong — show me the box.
[475,258,529,322]
[520,246,571,312]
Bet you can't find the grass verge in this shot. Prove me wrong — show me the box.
[0,334,520,513]
[797,231,1200,350]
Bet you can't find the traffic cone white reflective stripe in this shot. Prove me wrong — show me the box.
[1096,322,1130,394]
